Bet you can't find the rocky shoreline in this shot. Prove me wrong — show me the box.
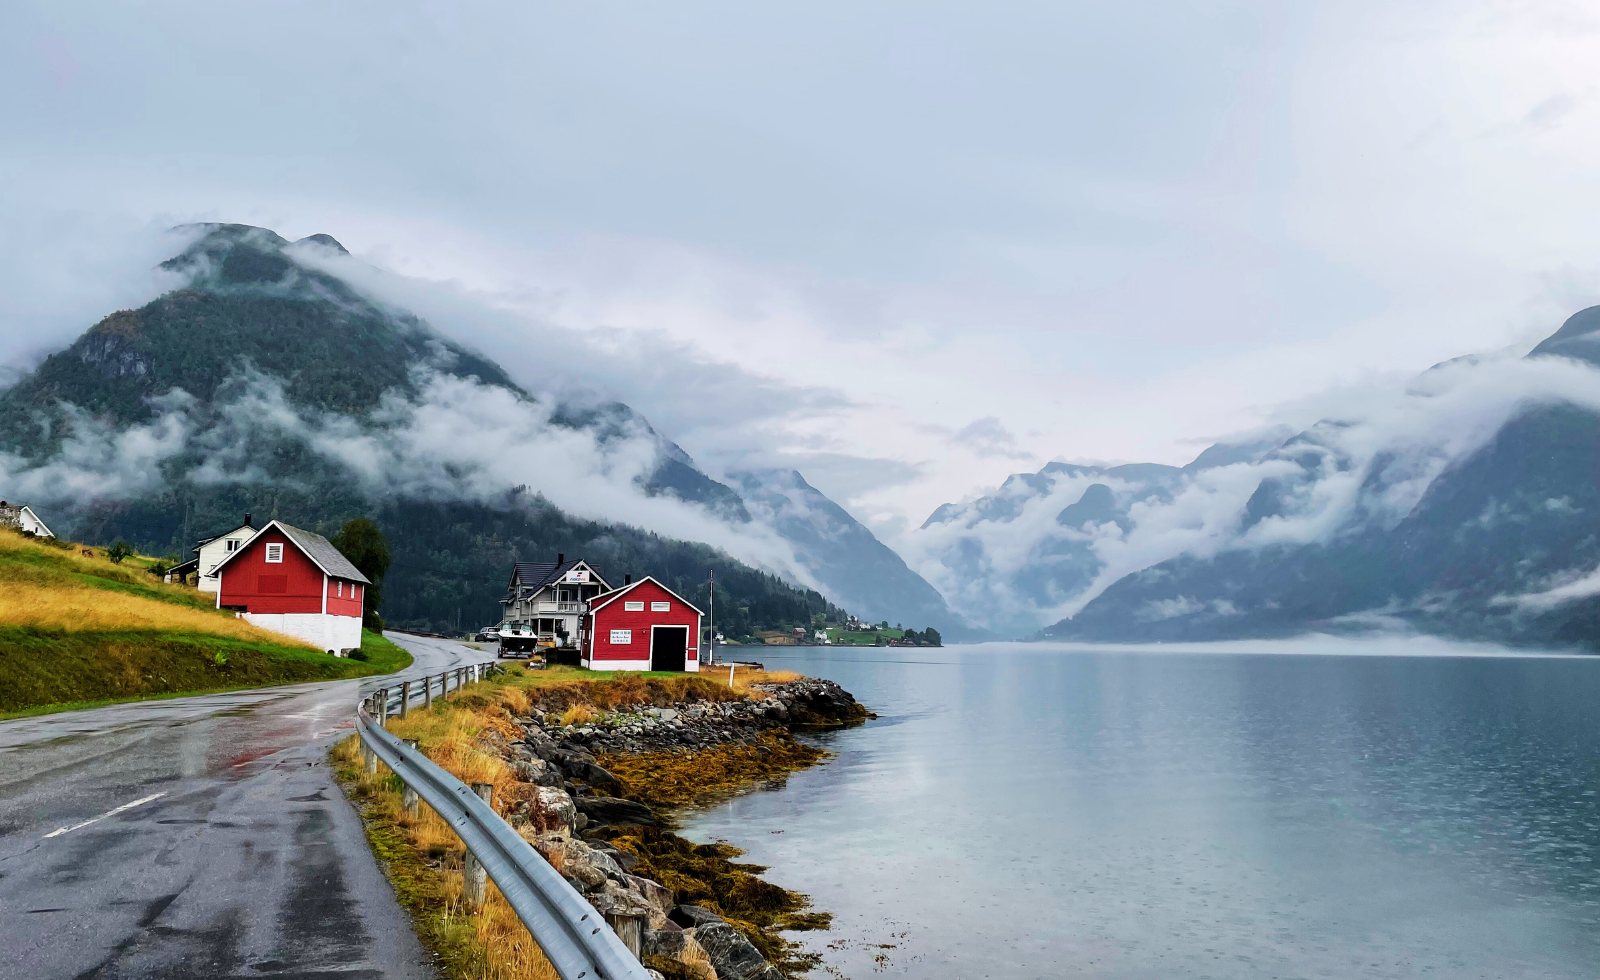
[483,675,872,980]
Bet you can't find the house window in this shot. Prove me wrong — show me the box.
[624,601,645,612]
[227,539,241,552]
[610,629,633,644]
[337,581,344,597]
[265,543,284,563]
[650,601,670,612]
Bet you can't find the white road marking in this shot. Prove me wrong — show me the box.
[42,792,167,839]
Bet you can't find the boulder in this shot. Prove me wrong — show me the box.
[534,786,579,832]
[575,795,658,828]
[690,922,784,980]
[669,905,725,928]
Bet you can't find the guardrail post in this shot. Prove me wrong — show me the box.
[377,688,389,727]
[424,673,433,709]
[401,739,421,818]
[399,680,411,718]
[457,667,466,690]
[363,740,378,775]
[464,782,493,910]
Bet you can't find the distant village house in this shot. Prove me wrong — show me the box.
[0,501,54,538]
[500,555,612,653]
[166,514,256,592]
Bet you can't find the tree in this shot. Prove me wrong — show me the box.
[332,518,392,630]
[923,626,942,647]
[106,541,134,564]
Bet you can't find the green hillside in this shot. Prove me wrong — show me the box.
[0,528,410,717]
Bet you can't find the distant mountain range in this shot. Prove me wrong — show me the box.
[0,223,968,636]
[907,308,1600,650]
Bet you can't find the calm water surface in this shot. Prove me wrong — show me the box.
[681,643,1600,979]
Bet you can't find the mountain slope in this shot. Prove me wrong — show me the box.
[905,433,1286,637]
[0,223,840,634]
[731,468,979,637]
[1044,308,1600,649]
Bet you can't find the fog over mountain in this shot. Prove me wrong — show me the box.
[0,223,963,634]
[908,309,1600,648]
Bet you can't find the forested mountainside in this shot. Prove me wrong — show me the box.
[0,223,845,633]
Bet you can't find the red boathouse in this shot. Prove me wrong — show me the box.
[211,520,370,655]
[581,577,701,672]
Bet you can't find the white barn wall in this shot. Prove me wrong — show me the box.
[242,612,362,655]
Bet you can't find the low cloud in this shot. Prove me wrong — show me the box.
[1498,566,1600,611]
[0,357,820,589]
[948,416,1033,460]
[904,349,1600,632]
[0,210,198,378]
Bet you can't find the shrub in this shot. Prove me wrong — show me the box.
[348,648,370,662]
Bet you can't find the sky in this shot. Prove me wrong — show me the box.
[3,0,1600,547]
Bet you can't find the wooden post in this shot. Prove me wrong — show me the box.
[377,688,389,727]
[401,739,420,818]
[363,740,378,775]
[463,782,493,911]
[399,680,411,718]
[424,673,433,709]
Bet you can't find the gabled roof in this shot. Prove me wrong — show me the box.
[195,523,255,549]
[587,576,705,616]
[507,558,609,595]
[18,505,52,538]
[207,520,371,584]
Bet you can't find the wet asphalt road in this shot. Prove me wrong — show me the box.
[0,633,491,979]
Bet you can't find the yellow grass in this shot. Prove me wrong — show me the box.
[729,667,803,697]
[0,581,315,648]
[556,703,600,727]
[333,736,559,980]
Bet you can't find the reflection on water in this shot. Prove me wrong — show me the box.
[681,644,1600,979]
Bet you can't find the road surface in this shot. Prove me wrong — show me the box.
[0,632,491,979]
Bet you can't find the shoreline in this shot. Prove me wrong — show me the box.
[336,667,872,980]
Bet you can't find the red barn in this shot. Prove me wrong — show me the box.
[210,520,371,655]
[581,577,702,672]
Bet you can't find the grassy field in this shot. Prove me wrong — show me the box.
[0,529,411,717]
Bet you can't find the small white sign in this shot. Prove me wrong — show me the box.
[650,601,671,612]
[610,629,632,645]
[564,569,591,584]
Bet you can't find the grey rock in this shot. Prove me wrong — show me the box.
[534,785,578,831]
[669,905,726,928]
[575,795,658,827]
[643,924,687,958]
[691,922,784,980]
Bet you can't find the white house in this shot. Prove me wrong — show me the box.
[499,555,612,650]
[168,514,256,592]
[0,501,54,538]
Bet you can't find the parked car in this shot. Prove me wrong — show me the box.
[476,625,502,642]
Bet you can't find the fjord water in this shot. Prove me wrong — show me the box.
[683,643,1600,978]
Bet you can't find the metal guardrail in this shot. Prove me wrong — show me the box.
[356,665,651,980]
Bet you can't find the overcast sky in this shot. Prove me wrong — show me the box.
[3,0,1599,542]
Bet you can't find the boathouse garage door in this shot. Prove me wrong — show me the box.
[650,626,689,671]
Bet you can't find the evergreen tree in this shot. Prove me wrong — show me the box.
[332,518,392,630]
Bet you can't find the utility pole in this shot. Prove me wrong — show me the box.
[707,569,715,666]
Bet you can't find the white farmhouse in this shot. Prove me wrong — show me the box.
[0,501,54,538]
[168,514,257,592]
[499,554,612,652]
